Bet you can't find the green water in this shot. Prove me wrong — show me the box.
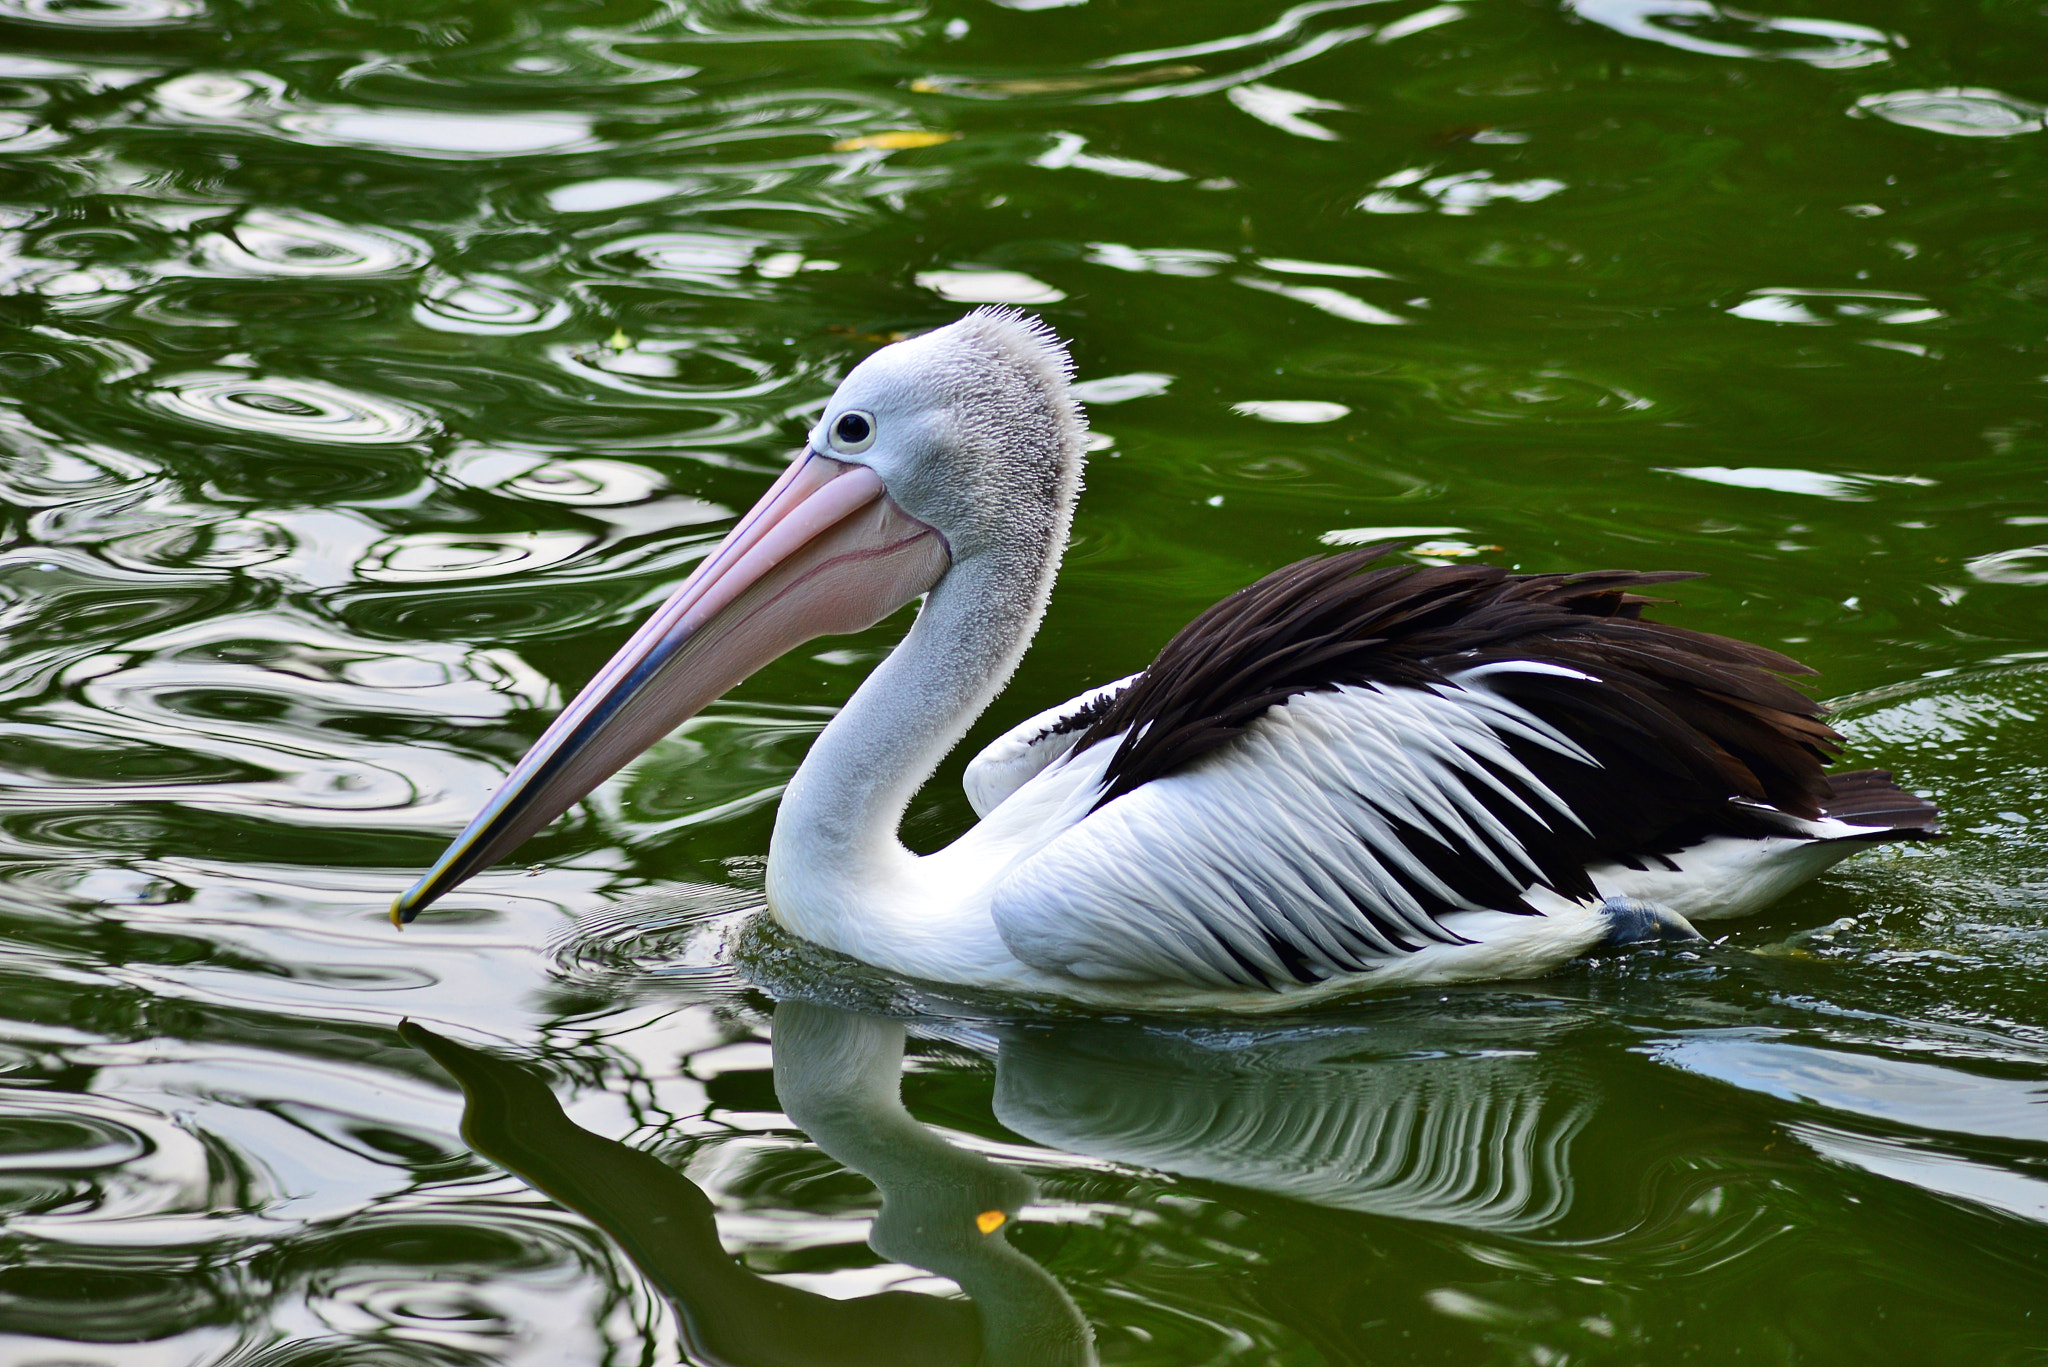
[0,0,2045,1359]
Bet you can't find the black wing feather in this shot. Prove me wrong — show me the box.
[1074,545,1936,897]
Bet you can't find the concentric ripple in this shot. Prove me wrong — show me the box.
[355,530,597,582]
[0,1087,231,1227]
[503,457,666,506]
[413,273,572,335]
[141,373,436,445]
[1851,88,2047,137]
[151,69,285,122]
[189,209,427,279]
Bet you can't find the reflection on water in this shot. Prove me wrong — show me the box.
[994,1020,1591,1233]
[1566,1,1898,68]
[406,1016,997,1367]
[405,973,2048,1366]
[407,1001,1604,1365]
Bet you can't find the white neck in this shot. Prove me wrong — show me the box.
[765,531,1065,972]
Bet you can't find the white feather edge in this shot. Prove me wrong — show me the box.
[962,673,1139,817]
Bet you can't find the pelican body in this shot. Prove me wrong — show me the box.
[392,310,1939,1008]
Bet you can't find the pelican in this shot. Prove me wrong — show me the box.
[392,309,1940,1007]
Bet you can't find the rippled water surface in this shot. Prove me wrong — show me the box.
[1,0,2045,1361]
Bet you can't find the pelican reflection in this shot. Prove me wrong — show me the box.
[990,1016,1594,1232]
[405,1002,1595,1365]
[402,1013,1091,1367]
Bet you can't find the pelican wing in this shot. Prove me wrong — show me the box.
[963,674,1137,817]
[987,549,1918,991]
[988,679,1598,988]
[1069,548,1841,817]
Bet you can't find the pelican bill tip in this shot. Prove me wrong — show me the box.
[389,885,428,927]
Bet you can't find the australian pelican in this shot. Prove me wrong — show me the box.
[392,309,1939,1006]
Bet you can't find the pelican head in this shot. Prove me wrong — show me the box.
[820,308,1083,567]
[393,308,1085,923]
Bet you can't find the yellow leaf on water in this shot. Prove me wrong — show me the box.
[975,1209,1007,1234]
[605,328,632,352]
[833,130,959,152]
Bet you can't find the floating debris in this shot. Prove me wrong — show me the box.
[911,64,1201,98]
[832,130,959,152]
[828,324,909,345]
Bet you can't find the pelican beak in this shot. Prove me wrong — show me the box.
[391,450,949,924]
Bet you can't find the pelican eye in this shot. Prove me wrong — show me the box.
[830,410,876,455]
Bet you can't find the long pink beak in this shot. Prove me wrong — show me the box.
[392,450,950,924]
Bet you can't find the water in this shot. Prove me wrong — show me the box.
[0,0,2045,1360]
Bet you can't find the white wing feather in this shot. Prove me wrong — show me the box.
[962,674,1137,817]
[989,680,1590,988]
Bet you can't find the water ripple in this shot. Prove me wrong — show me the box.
[413,273,572,335]
[141,373,437,446]
[356,530,599,584]
[0,110,62,152]
[548,885,757,995]
[1965,546,2048,588]
[1725,287,1943,326]
[544,338,790,406]
[280,107,599,157]
[0,609,559,836]
[1851,88,2047,138]
[1359,165,1567,216]
[152,68,285,121]
[0,1087,231,1225]
[153,71,604,158]
[0,415,158,505]
[927,0,1385,105]
[587,230,767,286]
[188,209,427,280]
[1567,1,1896,68]
[450,453,672,512]
[0,0,200,26]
